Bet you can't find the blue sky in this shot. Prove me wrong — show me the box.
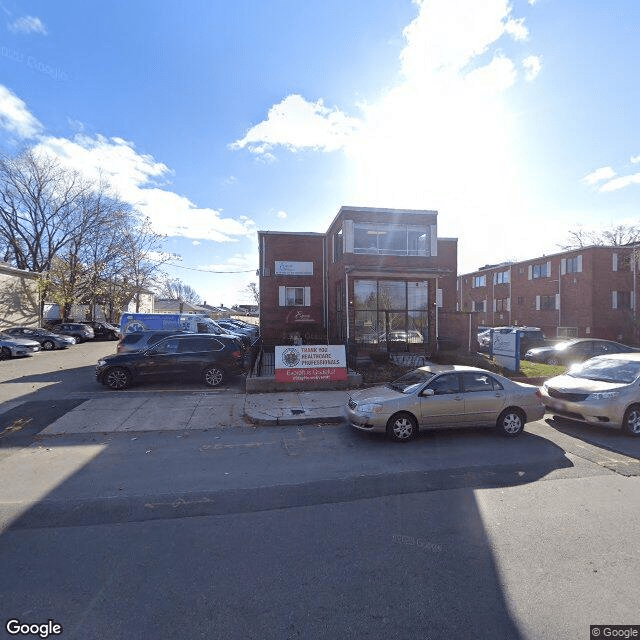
[1,0,639,306]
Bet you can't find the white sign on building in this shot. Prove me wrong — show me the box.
[274,261,314,276]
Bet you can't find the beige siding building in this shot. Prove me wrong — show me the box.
[0,262,40,327]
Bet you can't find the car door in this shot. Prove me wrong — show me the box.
[175,336,223,379]
[569,341,595,362]
[135,337,182,380]
[418,373,464,427]
[460,372,506,425]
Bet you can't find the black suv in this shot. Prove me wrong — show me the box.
[96,333,245,390]
[82,321,120,340]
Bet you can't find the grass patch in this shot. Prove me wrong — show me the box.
[517,360,566,378]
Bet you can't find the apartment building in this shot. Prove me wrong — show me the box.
[457,245,639,342]
[258,206,461,349]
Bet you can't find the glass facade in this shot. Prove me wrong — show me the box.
[353,224,430,256]
[353,279,429,345]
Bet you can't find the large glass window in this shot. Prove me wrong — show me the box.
[354,279,429,345]
[353,224,430,256]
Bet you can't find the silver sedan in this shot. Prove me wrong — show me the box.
[540,353,640,436]
[346,364,545,442]
[0,332,41,359]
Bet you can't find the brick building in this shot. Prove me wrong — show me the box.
[258,206,462,350]
[457,245,640,343]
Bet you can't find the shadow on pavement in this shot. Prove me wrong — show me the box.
[545,415,640,460]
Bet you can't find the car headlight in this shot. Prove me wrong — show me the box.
[356,403,384,415]
[586,391,620,400]
[97,359,107,366]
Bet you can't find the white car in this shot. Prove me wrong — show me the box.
[540,353,640,436]
[0,332,41,359]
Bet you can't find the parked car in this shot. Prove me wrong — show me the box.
[96,333,245,390]
[540,353,640,436]
[4,326,75,350]
[216,319,259,340]
[345,364,544,442]
[81,321,120,340]
[525,338,638,366]
[378,330,424,344]
[116,330,188,354]
[0,332,41,359]
[54,322,95,344]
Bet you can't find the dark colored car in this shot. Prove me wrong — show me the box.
[4,326,75,350]
[525,338,638,366]
[116,330,188,354]
[82,321,120,340]
[55,322,95,343]
[96,333,245,390]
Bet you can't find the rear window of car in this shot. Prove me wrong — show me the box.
[122,334,144,344]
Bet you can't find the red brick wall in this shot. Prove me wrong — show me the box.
[258,233,325,346]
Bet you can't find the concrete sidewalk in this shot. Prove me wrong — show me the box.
[39,389,349,435]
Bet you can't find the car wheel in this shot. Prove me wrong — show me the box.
[496,407,525,436]
[203,366,224,387]
[103,367,131,390]
[386,412,418,442]
[42,340,55,351]
[71,336,80,344]
[622,404,640,437]
[0,346,11,360]
[546,356,560,366]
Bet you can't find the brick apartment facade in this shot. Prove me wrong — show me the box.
[258,206,462,350]
[457,245,640,343]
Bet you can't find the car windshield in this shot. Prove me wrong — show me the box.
[567,358,640,383]
[386,369,435,393]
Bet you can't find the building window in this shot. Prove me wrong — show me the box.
[532,262,549,279]
[278,286,310,307]
[566,256,581,273]
[334,229,343,261]
[517,296,524,305]
[353,224,430,256]
[473,275,486,288]
[473,300,485,312]
[539,295,556,310]
[495,270,510,284]
[495,298,509,311]
[612,291,633,309]
[353,279,428,345]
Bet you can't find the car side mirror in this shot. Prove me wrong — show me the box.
[421,388,435,397]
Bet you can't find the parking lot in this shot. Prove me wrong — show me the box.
[0,338,246,411]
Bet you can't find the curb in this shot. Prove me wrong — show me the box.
[246,414,345,426]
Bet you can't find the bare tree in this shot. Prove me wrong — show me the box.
[245,281,260,306]
[157,277,202,305]
[559,223,640,250]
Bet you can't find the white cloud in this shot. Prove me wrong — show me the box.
[522,55,542,81]
[276,210,288,219]
[631,155,640,164]
[8,15,47,35]
[583,166,617,185]
[230,94,361,158]
[0,84,43,138]
[599,173,640,192]
[505,18,529,41]
[192,240,201,246]
[33,133,255,242]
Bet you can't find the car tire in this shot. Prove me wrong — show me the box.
[386,412,418,442]
[103,367,132,390]
[496,407,525,436]
[622,404,640,437]
[203,366,224,387]
[72,336,80,344]
[0,346,11,360]
[42,340,55,351]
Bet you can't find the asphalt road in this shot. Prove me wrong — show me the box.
[1,344,639,639]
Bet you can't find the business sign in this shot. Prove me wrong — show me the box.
[275,345,348,382]
[285,308,321,324]
[491,330,520,372]
[275,261,313,276]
